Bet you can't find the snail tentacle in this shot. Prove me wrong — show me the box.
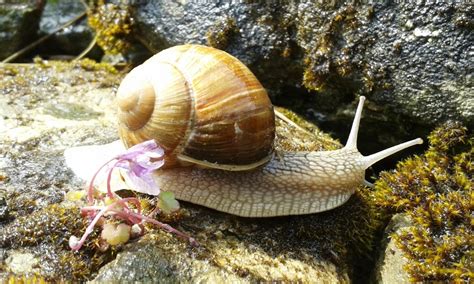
[361,138,423,169]
[344,96,365,150]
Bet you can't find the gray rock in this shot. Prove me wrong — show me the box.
[373,214,411,284]
[0,1,45,60]
[5,250,39,274]
[91,235,244,283]
[131,1,300,94]
[38,0,100,59]
[357,2,473,127]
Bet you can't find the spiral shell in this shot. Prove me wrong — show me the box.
[116,44,275,169]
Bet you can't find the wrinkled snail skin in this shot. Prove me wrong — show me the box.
[150,96,423,217]
[152,150,363,217]
[117,44,423,218]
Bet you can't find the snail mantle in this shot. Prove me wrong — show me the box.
[65,44,422,218]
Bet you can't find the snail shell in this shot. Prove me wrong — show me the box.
[117,44,275,170]
[116,44,423,217]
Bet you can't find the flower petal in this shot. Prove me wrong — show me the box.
[117,140,164,164]
[124,170,161,196]
[127,140,159,153]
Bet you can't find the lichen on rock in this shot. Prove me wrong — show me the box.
[206,17,238,50]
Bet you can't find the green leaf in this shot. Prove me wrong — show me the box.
[158,191,180,214]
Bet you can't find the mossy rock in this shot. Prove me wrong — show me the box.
[0,61,120,281]
[372,121,473,282]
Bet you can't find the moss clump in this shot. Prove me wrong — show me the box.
[2,192,37,221]
[74,58,117,74]
[372,121,473,282]
[0,203,114,281]
[300,6,360,92]
[274,106,341,152]
[87,0,133,55]
[4,274,49,284]
[206,17,238,50]
[31,56,117,75]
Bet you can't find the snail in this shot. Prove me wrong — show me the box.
[116,44,423,218]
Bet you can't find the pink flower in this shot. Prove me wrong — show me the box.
[114,140,165,196]
[87,140,165,203]
[70,140,197,251]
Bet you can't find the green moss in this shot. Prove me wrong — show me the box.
[0,203,115,281]
[3,274,49,284]
[372,121,473,282]
[75,57,118,73]
[300,6,360,92]
[3,192,37,220]
[274,106,341,151]
[87,0,133,55]
[206,17,238,50]
[32,56,117,73]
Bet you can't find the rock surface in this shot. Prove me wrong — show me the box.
[130,1,473,150]
[373,214,411,284]
[0,61,120,280]
[0,2,45,61]
[0,62,376,282]
[5,251,39,275]
[131,1,298,95]
[38,0,100,60]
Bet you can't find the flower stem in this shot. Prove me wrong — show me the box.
[106,160,123,200]
[72,197,145,251]
[126,211,199,247]
[88,157,116,204]
[71,203,112,251]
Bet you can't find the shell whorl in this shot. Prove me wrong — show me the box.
[116,65,156,131]
[117,45,275,168]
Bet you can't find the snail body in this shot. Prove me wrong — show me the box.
[117,44,422,217]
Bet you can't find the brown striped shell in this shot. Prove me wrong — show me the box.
[116,44,275,170]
